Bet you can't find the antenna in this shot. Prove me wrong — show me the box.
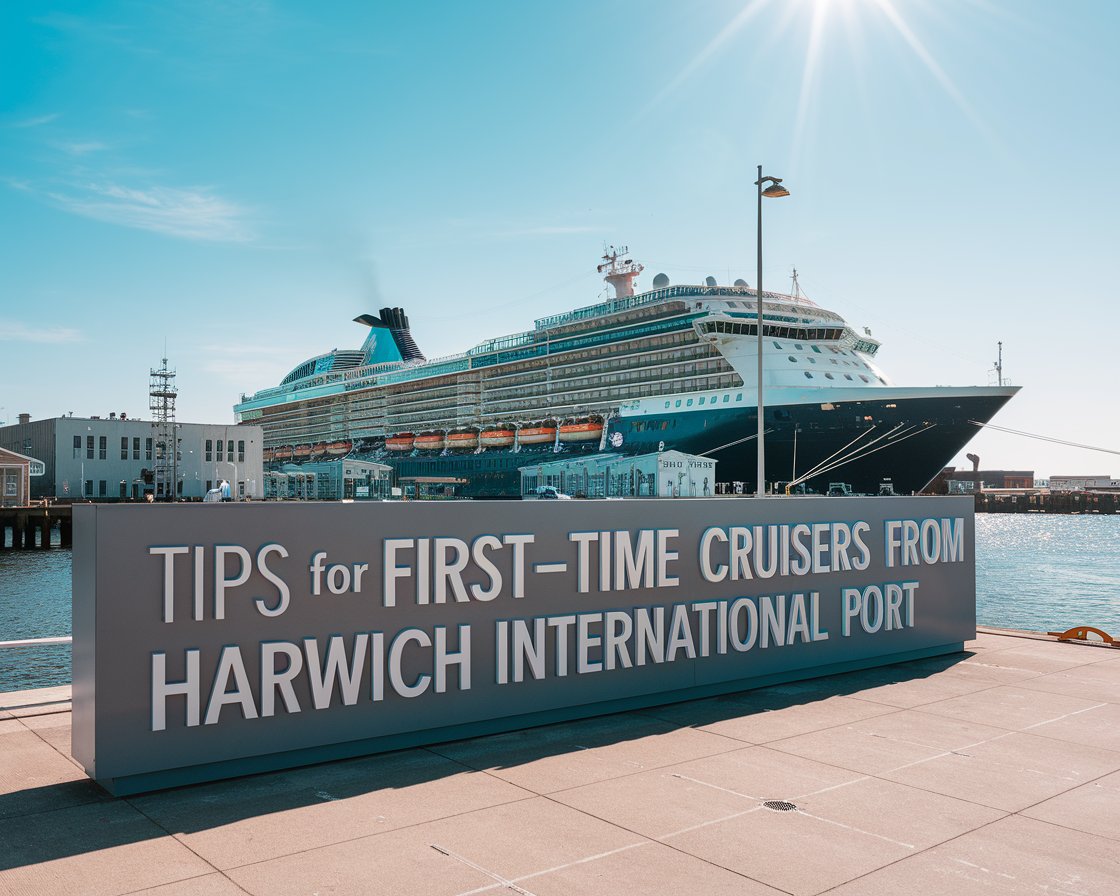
[790,266,801,298]
[994,341,1004,387]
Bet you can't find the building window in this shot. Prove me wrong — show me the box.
[98,480,106,496]
[206,480,212,493]
[227,440,234,459]
[145,438,153,460]
[217,440,224,461]
[121,437,129,460]
[87,435,94,459]
[119,481,127,499]
[99,436,107,460]
[85,479,93,496]
[238,440,245,463]
[73,435,81,459]
[205,439,213,462]
[133,437,140,460]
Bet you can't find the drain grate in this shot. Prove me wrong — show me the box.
[763,800,798,812]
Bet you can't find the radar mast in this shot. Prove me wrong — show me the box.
[597,245,643,299]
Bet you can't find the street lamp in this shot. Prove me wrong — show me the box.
[754,165,790,497]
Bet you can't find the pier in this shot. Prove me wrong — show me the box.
[975,491,1120,514]
[1,628,1117,894]
[0,505,72,549]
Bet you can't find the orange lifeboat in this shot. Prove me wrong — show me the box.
[517,420,558,445]
[414,431,446,451]
[311,442,329,458]
[273,445,293,461]
[262,448,275,462]
[480,425,516,448]
[327,440,352,456]
[559,416,604,443]
[293,444,312,459]
[447,429,479,450]
[385,433,415,452]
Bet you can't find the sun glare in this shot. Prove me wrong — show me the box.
[645,0,999,154]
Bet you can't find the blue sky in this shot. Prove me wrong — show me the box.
[2,0,1117,478]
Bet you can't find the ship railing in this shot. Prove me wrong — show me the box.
[533,284,816,331]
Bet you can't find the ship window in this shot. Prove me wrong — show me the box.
[845,374,853,381]
[664,401,670,409]
[788,356,797,362]
[723,394,730,403]
[795,344,803,350]
[698,397,705,405]
[811,346,821,353]
[736,393,743,401]
[860,375,870,382]
[825,373,835,379]
[675,400,681,408]
[686,399,694,406]
[804,372,814,379]
[773,341,782,349]
[808,358,816,364]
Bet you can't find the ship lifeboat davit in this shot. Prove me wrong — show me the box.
[480,424,516,448]
[385,433,415,452]
[518,420,558,445]
[414,431,446,451]
[327,440,352,456]
[559,416,604,443]
[447,428,479,450]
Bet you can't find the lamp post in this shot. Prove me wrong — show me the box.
[754,165,790,497]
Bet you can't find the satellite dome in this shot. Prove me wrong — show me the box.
[733,278,748,288]
[705,276,717,287]
[652,272,670,288]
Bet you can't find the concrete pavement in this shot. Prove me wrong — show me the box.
[1,629,1118,895]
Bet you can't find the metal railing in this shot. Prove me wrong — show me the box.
[0,637,72,649]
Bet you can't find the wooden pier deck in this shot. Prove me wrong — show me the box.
[0,505,72,549]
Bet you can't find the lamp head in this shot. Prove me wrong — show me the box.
[762,181,790,198]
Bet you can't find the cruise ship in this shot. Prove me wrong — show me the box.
[234,248,1017,497]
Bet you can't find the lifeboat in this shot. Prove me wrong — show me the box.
[272,445,293,461]
[517,420,558,445]
[311,442,329,458]
[447,428,480,450]
[262,447,275,462]
[385,433,416,452]
[480,424,516,448]
[327,440,353,456]
[559,416,605,443]
[414,431,446,451]
[293,444,312,459]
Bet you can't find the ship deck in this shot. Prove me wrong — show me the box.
[2,628,1118,895]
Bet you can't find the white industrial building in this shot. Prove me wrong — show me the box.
[0,413,264,501]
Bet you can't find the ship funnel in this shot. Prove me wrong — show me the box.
[966,452,980,472]
[379,307,425,362]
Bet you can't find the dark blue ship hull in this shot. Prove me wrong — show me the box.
[373,387,1017,498]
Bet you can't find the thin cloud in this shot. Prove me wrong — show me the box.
[54,140,109,156]
[46,181,254,242]
[11,113,59,129]
[1,322,85,344]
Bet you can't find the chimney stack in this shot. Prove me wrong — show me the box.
[18,413,30,425]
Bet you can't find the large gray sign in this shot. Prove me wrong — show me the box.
[72,497,975,794]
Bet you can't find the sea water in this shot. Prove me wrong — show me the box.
[2,514,1118,691]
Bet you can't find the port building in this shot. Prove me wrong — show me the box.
[0,413,265,501]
